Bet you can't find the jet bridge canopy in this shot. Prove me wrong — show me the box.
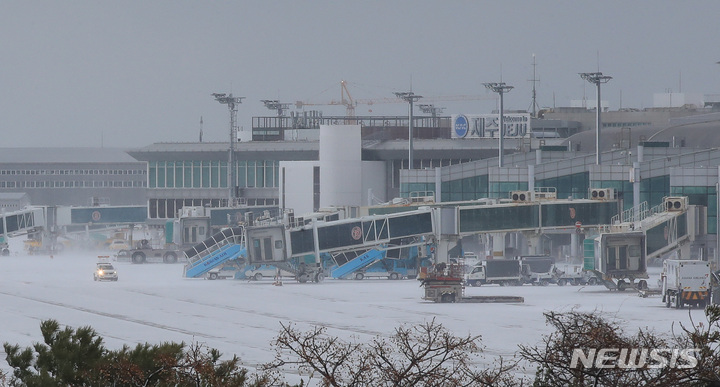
[288,209,434,256]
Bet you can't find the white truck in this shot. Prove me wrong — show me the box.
[661,259,712,309]
[465,259,524,286]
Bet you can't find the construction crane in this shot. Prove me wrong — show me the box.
[295,80,497,117]
[261,100,292,117]
[418,104,446,118]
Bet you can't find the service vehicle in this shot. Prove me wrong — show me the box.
[108,240,131,251]
[0,235,9,256]
[116,239,184,264]
[519,255,556,286]
[207,261,245,280]
[351,258,416,280]
[421,263,523,304]
[661,259,711,309]
[94,262,118,281]
[554,264,596,286]
[465,259,524,286]
[244,264,294,281]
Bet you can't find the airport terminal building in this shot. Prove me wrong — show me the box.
[2,102,720,258]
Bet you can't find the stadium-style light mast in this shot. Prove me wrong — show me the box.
[579,72,612,165]
[394,91,423,170]
[483,82,513,167]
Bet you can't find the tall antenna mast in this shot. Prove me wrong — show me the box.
[528,54,541,117]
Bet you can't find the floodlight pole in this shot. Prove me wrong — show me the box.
[579,72,612,165]
[213,92,245,205]
[483,83,513,168]
[394,91,423,170]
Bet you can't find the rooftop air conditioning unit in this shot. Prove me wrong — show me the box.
[590,188,615,200]
[664,197,688,212]
[511,191,533,203]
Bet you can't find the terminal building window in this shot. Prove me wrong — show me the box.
[149,160,280,189]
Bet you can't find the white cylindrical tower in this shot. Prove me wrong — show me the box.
[319,124,362,208]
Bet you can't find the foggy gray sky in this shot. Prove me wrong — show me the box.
[2,1,719,148]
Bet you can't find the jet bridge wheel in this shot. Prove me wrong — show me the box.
[1,248,9,256]
[163,252,178,264]
[616,280,628,292]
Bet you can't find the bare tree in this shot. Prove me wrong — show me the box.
[518,308,720,387]
[263,318,518,387]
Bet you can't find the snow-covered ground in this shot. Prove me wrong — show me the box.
[0,240,709,383]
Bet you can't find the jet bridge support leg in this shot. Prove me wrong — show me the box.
[491,232,506,259]
[433,236,459,264]
[570,232,580,262]
[523,233,542,256]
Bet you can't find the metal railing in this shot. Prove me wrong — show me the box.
[184,226,245,266]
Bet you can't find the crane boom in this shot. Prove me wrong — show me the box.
[295,81,498,114]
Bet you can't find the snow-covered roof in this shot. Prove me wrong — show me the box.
[0,148,140,164]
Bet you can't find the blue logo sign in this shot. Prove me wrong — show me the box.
[454,115,469,138]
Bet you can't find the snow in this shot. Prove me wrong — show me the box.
[0,241,710,383]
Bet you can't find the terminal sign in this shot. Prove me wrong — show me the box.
[453,115,469,138]
[452,113,531,139]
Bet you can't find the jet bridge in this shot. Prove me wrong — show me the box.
[179,198,623,282]
[0,207,47,255]
[0,207,46,236]
[455,199,617,235]
[585,197,692,291]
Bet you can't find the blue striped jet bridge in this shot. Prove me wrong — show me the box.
[0,207,46,236]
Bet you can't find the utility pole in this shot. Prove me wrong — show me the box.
[213,92,245,205]
[394,91,423,170]
[579,72,612,165]
[483,82,514,168]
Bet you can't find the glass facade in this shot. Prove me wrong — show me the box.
[401,182,436,199]
[488,181,527,199]
[148,160,280,189]
[441,175,489,202]
[671,185,717,234]
[640,175,670,209]
[537,172,589,200]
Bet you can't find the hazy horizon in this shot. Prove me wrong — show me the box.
[2,1,719,148]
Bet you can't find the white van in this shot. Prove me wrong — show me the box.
[244,265,294,281]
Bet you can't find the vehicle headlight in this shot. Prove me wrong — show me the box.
[98,270,104,275]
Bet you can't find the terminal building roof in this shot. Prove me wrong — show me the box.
[562,112,720,152]
[0,147,141,164]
